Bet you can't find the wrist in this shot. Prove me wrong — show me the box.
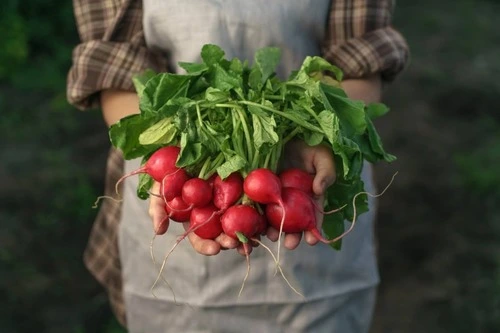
[340,74,382,103]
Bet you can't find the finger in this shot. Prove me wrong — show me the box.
[155,216,170,235]
[304,230,320,246]
[148,182,163,219]
[183,222,221,256]
[216,233,239,249]
[149,181,169,234]
[266,227,280,242]
[187,232,221,256]
[251,235,261,247]
[237,243,253,256]
[284,233,302,250]
[310,194,326,244]
[311,146,336,197]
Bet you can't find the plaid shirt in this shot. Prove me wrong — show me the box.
[68,0,409,326]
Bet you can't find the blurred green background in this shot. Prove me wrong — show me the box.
[1,0,499,332]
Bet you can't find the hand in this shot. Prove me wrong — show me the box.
[266,139,336,249]
[148,181,241,256]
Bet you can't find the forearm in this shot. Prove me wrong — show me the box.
[100,89,140,127]
[341,74,382,104]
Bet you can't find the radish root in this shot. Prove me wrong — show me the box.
[150,212,219,297]
[148,190,162,198]
[149,217,178,304]
[314,171,398,244]
[237,242,251,299]
[275,201,286,271]
[311,200,347,215]
[92,195,123,209]
[251,238,304,298]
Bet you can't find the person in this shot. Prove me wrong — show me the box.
[67,0,409,332]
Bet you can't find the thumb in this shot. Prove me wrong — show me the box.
[312,154,336,197]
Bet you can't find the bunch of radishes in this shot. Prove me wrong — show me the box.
[118,144,347,255]
[120,143,356,297]
[116,140,396,298]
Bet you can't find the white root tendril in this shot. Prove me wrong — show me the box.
[326,171,398,244]
[149,221,179,305]
[91,195,123,209]
[150,212,218,307]
[275,201,286,275]
[237,243,251,299]
[251,238,304,298]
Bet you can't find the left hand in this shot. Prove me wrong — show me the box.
[266,139,336,249]
[148,181,241,256]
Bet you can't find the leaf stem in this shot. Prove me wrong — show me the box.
[205,152,225,177]
[215,103,240,109]
[195,103,204,129]
[235,108,254,165]
[239,101,323,134]
[282,127,301,144]
[268,139,284,172]
[198,156,211,179]
[302,104,323,127]
[262,94,284,101]
[251,149,260,170]
[263,150,271,169]
[231,109,246,161]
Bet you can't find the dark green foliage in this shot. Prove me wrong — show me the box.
[0,1,124,332]
[371,1,500,332]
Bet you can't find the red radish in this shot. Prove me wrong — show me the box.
[265,187,316,233]
[190,204,223,239]
[279,168,344,216]
[243,168,287,264]
[220,204,262,298]
[266,187,344,244]
[221,205,260,240]
[207,173,217,188]
[213,172,243,210]
[94,146,182,206]
[161,168,190,202]
[243,168,283,204]
[117,146,180,185]
[165,196,192,222]
[181,178,213,208]
[279,168,314,195]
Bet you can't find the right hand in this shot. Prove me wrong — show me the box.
[266,140,336,249]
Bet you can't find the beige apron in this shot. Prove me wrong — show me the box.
[119,1,378,332]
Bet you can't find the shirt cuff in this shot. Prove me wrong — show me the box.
[322,27,410,82]
[67,40,166,110]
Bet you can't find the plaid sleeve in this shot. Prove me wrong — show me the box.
[322,0,409,81]
[67,0,166,110]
